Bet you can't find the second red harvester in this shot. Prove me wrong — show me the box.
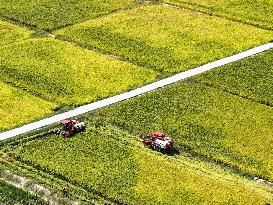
[142,131,173,152]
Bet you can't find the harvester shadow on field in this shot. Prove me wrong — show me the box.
[165,147,180,156]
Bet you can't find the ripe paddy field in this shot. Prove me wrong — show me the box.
[1,0,273,204]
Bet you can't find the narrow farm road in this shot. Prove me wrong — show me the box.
[1,43,273,140]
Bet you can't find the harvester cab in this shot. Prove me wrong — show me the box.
[55,118,86,138]
[142,131,173,152]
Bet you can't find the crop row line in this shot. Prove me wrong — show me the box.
[2,118,253,181]
[1,1,271,34]
[1,42,273,140]
[0,79,61,106]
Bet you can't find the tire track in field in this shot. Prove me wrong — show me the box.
[1,42,273,140]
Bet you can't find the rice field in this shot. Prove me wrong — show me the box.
[195,49,273,106]
[0,82,56,132]
[164,0,273,30]
[0,38,158,106]
[56,5,273,73]
[10,121,273,205]
[96,80,273,180]
[0,0,136,30]
[0,20,32,46]
[1,1,273,204]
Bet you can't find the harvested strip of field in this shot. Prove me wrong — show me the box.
[0,38,158,106]
[0,20,32,46]
[0,0,135,30]
[195,49,273,106]
[0,180,46,205]
[0,82,56,132]
[164,0,273,30]
[11,122,273,205]
[56,5,273,73]
[96,80,273,181]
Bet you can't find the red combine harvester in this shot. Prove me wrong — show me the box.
[55,118,86,138]
[142,131,173,152]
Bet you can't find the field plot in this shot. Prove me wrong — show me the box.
[0,38,158,105]
[96,80,273,180]
[10,122,273,205]
[0,82,56,132]
[57,5,273,73]
[0,0,135,30]
[0,180,45,205]
[195,49,273,106]
[164,0,273,30]
[0,20,32,46]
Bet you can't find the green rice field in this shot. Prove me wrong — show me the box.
[164,0,273,30]
[195,49,273,106]
[96,80,273,180]
[0,82,56,132]
[10,121,273,205]
[1,1,273,204]
[0,38,158,105]
[0,20,32,46]
[57,5,273,73]
[0,0,136,30]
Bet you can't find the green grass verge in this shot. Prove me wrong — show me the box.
[195,49,273,106]
[9,121,273,205]
[96,80,273,181]
[0,38,158,106]
[0,20,32,46]
[0,82,57,132]
[0,0,136,30]
[0,180,46,205]
[56,4,273,73]
[164,0,273,30]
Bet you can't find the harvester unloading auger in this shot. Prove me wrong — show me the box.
[142,131,173,152]
[55,118,86,138]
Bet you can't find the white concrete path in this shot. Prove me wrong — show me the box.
[1,42,273,140]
